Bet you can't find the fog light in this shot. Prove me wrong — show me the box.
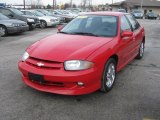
[77,82,84,86]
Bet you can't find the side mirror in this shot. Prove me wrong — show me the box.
[8,14,14,18]
[121,30,133,38]
[57,25,65,32]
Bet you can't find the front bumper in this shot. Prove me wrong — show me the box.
[7,26,29,34]
[18,61,101,95]
[47,21,60,27]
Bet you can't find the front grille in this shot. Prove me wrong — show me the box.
[26,57,63,70]
[20,23,28,26]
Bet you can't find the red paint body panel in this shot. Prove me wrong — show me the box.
[18,12,145,95]
[28,34,113,62]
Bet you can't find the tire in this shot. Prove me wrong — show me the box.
[100,58,117,93]
[29,25,34,30]
[0,25,7,37]
[136,42,145,59]
[40,21,47,28]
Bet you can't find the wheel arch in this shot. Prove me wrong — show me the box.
[109,54,119,66]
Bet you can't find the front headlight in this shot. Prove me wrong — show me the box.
[64,60,94,71]
[50,19,55,22]
[22,52,29,62]
[12,23,20,27]
[27,18,34,22]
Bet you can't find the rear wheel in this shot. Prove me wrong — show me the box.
[0,25,7,37]
[136,42,144,59]
[100,58,117,93]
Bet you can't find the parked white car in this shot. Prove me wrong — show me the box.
[21,10,59,28]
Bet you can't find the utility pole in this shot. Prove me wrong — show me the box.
[53,0,55,9]
[55,0,56,9]
[141,0,144,9]
[23,0,25,10]
[70,0,73,8]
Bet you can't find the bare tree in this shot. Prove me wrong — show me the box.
[81,0,87,9]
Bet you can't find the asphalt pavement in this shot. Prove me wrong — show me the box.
[0,20,160,120]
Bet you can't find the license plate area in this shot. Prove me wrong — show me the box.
[28,73,45,83]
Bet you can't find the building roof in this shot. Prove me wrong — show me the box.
[112,0,160,7]
[81,11,127,16]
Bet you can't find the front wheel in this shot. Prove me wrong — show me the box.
[40,21,47,28]
[100,58,117,93]
[0,25,7,36]
[136,42,144,59]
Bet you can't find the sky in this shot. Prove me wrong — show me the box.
[0,0,124,5]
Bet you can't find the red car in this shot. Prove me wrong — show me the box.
[18,12,145,95]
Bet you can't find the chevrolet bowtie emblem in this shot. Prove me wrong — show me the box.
[37,62,44,67]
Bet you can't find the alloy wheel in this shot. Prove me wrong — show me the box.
[0,26,6,36]
[106,63,116,88]
[140,42,144,57]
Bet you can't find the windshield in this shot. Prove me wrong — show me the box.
[62,11,71,14]
[33,11,44,17]
[41,10,52,16]
[61,15,118,37]
[10,8,24,15]
[148,12,155,15]
[54,10,63,15]
[0,13,9,20]
[133,11,142,13]
[118,9,126,12]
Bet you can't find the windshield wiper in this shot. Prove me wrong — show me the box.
[71,32,100,37]
[58,31,70,34]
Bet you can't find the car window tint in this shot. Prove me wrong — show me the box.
[121,15,131,31]
[26,11,34,16]
[126,14,140,31]
[0,9,12,16]
[62,15,118,37]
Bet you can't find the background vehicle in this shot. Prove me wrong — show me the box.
[145,12,158,19]
[0,13,28,36]
[51,10,76,23]
[118,9,127,13]
[35,9,64,23]
[21,10,59,28]
[0,8,39,30]
[131,10,143,19]
[66,8,82,14]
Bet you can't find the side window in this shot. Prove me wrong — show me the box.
[126,14,140,31]
[85,17,93,28]
[26,11,33,16]
[121,15,131,31]
[1,9,12,16]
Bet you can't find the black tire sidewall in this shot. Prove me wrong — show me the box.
[136,42,144,59]
[40,21,47,28]
[0,25,7,36]
[101,58,117,93]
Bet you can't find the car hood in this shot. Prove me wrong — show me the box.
[27,34,113,62]
[134,13,143,16]
[22,15,38,19]
[42,16,57,19]
[0,19,26,24]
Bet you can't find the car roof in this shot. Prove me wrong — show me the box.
[21,10,34,12]
[80,11,128,16]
